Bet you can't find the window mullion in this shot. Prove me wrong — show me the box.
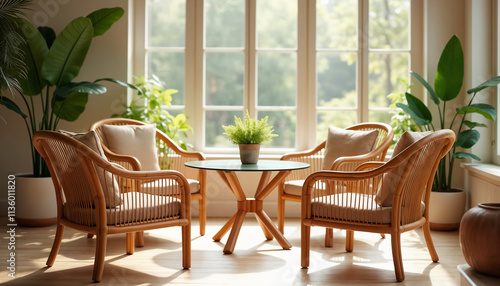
[302,0,315,149]
[190,0,204,150]
[359,0,369,123]
[246,0,256,117]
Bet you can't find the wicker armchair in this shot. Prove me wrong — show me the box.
[300,129,455,282]
[278,122,393,245]
[33,130,191,282]
[90,118,206,237]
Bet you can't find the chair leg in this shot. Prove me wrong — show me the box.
[135,231,144,247]
[182,223,191,269]
[325,228,334,248]
[380,233,385,239]
[345,230,354,252]
[391,232,405,282]
[199,197,206,236]
[92,233,107,282]
[301,223,311,268]
[87,233,94,238]
[423,222,439,262]
[126,233,135,254]
[46,224,64,267]
[277,189,285,234]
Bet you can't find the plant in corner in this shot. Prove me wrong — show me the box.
[397,35,500,193]
[222,111,278,164]
[397,35,500,230]
[0,6,126,177]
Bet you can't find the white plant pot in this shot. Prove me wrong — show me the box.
[15,174,57,227]
[428,189,466,231]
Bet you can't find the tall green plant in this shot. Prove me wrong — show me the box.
[0,7,126,177]
[397,35,500,192]
[112,75,193,150]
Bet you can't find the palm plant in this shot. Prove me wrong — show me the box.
[0,6,126,177]
[0,0,32,95]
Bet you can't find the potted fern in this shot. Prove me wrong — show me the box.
[222,111,278,164]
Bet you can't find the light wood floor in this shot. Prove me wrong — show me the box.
[1,217,466,285]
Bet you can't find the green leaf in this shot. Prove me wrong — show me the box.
[95,78,141,92]
[0,96,27,118]
[396,93,432,126]
[410,71,439,105]
[463,120,487,129]
[37,26,56,48]
[456,103,496,121]
[54,82,106,100]
[52,92,88,122]
[467,76,500,94]
[435,35,464,102]
[16,18,48,95]
[454,129,479,149]
[453,152,480,160]
[42,17,93,86]
[86,7,124,37]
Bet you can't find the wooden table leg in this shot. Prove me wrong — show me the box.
[213,213,237,242]
[255,214,274,240]
[255,209,291,250]
[223,210,247,254]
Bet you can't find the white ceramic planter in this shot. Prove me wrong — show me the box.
[15,174,57,226]
[428,189,466,231]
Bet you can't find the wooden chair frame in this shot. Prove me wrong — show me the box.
[90,118,206,237]
[278,122,394,245]
[300,129,455,282]
[33,131,191,282]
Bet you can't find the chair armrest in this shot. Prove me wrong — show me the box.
[331,148,388,171]
[101,144,142,171]
[355,161,385,171]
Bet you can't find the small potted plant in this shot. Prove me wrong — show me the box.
[222,111,278,164]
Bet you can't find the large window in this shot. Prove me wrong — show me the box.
[133,0,422,153]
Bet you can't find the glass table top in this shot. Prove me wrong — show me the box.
[184,159,310,172]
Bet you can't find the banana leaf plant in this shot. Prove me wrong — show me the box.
[0,7,132,177]
[397,35,500,192]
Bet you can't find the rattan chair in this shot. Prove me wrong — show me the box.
[278,122,393,246]
[90,118,206,237]
[33,130,191,282]
[300,129,455,282]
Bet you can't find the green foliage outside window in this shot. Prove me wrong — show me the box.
[112,75,193,150]
[387,79,421,147]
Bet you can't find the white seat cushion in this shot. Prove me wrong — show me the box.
[100,124,161,171]
[312,193,425,224]
[64,192,181,226]
[322,125,379,170]
[283,180,305,196]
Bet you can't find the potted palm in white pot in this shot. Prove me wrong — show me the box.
[398,35,500,230]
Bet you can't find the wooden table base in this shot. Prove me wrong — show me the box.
[213,170,293,254]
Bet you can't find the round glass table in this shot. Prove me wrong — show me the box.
[185,159,309,254]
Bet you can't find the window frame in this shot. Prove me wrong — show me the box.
[131,0,423,155]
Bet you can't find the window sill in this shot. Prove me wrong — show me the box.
[462,163,500,186]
